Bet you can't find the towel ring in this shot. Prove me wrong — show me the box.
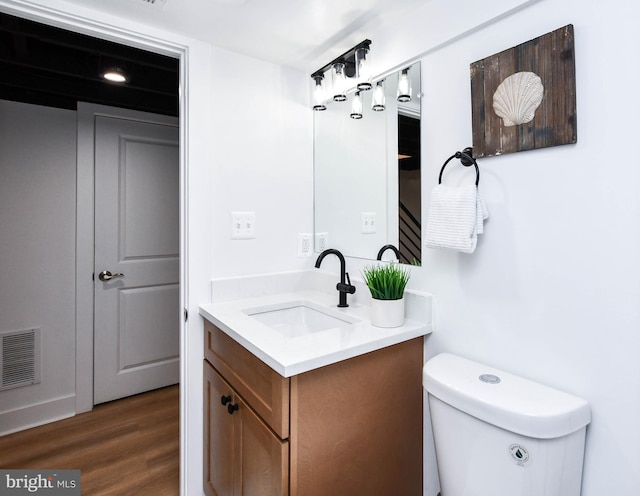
[438,147,480,186]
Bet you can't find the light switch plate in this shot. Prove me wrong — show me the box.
[361,212,376,233]
[231,212,256,239]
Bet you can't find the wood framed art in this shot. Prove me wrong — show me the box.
[470,25,576,158]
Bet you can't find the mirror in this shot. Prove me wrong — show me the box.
[313,62,421,264]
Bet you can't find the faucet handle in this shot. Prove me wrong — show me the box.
[337,272,356,295]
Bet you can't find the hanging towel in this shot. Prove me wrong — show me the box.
[424,184,489,253]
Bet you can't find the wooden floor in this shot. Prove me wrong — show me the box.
[0,385,180,495]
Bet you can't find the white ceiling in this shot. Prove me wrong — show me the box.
[62,0,429,73]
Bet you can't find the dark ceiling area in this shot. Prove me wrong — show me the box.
[0,12,179,117]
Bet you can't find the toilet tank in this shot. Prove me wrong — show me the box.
[423,353,591,496]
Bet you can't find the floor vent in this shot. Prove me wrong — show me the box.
[0,328,41,391]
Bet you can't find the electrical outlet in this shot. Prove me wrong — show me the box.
[315,232,328,252]
[361,212,376,233]
[231,212,256,239]
[298,233,313,257]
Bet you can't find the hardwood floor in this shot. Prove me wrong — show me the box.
[0,385,180,495]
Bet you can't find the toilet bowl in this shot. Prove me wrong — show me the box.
[423,353,591,496]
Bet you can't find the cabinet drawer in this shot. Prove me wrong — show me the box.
[204,320,290,439]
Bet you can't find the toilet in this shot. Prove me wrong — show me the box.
[423,353,591,496]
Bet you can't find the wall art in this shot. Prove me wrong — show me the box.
[470,24,576,158]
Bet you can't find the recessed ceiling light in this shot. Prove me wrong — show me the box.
[102,68,128,83]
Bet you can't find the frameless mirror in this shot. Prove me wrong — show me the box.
[313,61,421,264]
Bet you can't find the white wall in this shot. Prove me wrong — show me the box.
[210,46,313,277]
[343,0,640,494]
[0,100,77,432]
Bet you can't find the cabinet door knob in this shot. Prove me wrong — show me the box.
[220,395,232,406]
[227,403,239,415]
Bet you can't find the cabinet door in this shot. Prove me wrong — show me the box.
[237,397,289,496]
[204,361,237,496]
[205,361,289,496]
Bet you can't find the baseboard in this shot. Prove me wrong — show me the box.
[0,394,76,435]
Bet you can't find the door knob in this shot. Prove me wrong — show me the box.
[98,270,125,282]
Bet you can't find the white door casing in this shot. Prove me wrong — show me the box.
[4,3,215,492]
[93,114,180,404]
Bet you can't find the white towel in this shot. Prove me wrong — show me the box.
[424,184,489,253]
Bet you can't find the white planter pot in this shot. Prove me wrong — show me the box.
[370,297,405,328]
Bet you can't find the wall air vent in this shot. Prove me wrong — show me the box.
[0,328,41,391]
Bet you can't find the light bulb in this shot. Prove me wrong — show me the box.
[397,68,411,102]
[355,47,372,91]
[350,91,363,119]
[312,75,326,111]
[372,80,385,111]
[332,62,347,102]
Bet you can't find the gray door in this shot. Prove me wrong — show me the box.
[93,114,180,404]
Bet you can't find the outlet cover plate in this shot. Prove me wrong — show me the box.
[315,232,328,252]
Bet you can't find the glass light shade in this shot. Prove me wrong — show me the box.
[372,80,385,111]
[312,75,327,111]
[397,68,412,102]
[332,62,347,102]
[355,47,372,91]
[350,91,363,119]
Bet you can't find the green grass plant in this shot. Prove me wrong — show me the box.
[362,263,411,300]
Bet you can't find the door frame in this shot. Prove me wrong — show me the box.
[0,2,213,495]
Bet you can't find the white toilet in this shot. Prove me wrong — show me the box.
[423,353,591,496]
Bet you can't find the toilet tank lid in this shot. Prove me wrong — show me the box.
[423,353,591,439]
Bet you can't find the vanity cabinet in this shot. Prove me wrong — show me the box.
[203,320,423,496]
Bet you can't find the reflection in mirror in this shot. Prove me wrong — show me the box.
[314,62,421,264]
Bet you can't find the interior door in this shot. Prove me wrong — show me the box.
[93,114,180,405]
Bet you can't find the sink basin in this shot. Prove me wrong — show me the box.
[244,301,356,338]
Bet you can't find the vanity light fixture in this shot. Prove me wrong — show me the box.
[397,67,412,102]
[372,80,386,111]
[312,74,327,111]
[310,39,372,108]
[350,91,363,119]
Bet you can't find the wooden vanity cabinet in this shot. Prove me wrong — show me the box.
[204,320,423,496]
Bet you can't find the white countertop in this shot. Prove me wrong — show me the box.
[199,288,432,377]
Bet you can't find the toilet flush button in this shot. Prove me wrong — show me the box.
[509,444,530,465]
[479,373,501,384]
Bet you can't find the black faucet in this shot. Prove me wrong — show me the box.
[377,244,402,261]
[314,248,356,307]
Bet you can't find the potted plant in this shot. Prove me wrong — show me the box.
[362,263,411,327]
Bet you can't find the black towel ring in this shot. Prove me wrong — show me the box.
[438,147,480,186]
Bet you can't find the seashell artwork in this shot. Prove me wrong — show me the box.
[492,71,544,127]
[471,25,576,158]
